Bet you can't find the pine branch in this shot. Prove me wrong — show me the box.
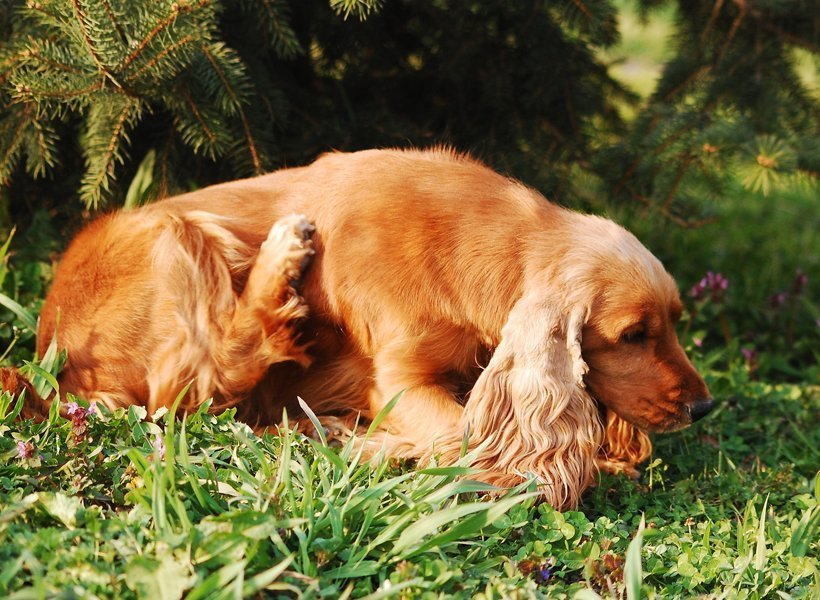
[69,0,122,88]
[15,80,104,100]
[23,45,84,75]
[170,84,232,160]
[123,34,198,83]
[250,0,302,57]
[701,0,725,42]
[201,43,261,173]
[761,22,820,53]
[181,88,217,147]
[630,192,717,229]
[716,0,747,66]
[80,93,142,207]
[661,152,695,211]
[23,117,59,178]
[118,0,210,71]
[98,0,127,45]
[329,0,384,21]
[0,106,32,184]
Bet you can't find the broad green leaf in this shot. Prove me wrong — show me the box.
[22,361,58,401]
[125,555,193,600]
[37,492,82,529]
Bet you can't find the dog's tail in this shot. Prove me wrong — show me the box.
[0,367,49,419]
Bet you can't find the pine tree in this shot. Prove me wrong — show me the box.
[593,0,819,225]
[0,0,380,207]
[0,0,817,218]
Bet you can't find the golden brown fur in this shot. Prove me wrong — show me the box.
[28,148,712,508]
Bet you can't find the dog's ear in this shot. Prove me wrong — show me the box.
[598,410,652,478]
[461,291,604,508]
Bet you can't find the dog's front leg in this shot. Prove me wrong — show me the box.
[360,338,466,457]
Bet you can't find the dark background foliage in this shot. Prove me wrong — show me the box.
[2,1,817,214]
[0,0,817,377]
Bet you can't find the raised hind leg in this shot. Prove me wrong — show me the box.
[147,213,315,413]
[214,215,315,393]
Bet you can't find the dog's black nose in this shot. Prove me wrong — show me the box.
[689,398,715,422]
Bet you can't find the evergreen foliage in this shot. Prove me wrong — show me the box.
[596,0,820,224]
[0,0,817,216]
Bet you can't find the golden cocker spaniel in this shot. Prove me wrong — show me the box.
[24,148,714,508]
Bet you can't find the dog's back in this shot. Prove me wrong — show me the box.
[37,148,559,417]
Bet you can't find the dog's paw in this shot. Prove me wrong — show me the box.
[248,215,315,301]
[596,458,641,480]
[292,414,357,447]
[262,214,315,284]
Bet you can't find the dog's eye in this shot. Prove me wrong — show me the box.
[621,327,647,344]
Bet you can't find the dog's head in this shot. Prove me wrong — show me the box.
[564,217,713,432]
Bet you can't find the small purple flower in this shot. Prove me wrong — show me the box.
[769,292,788,310]
[741,347,757,362]
[691,271,729,303]
[152,432,166,461]
[791,269,808,295]
[66,401,96,421]
[17,440,33,459]
[538,566,552,582]
[66,401,95,444]
[693,337,703,347]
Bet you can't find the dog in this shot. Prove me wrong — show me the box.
[20,148,713,508]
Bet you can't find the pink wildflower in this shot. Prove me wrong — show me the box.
[152,432,166,461]
[66,401,94,444]
[691,271,729,303]
[769,292,788,309]
[693,337,703,347]
[17,440,34,459]
[791,269,808,294]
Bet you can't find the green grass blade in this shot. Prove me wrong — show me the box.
[789,506,817,558]
[22,361,58,401]
[625,515,646,600]
[0,293,36,332]
[365,391,402,436]
[297,396,327,446]
[755,497,769,571]
[242,555,294,595]
[396,492,537,559]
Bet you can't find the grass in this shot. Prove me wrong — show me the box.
[1,358,818,598]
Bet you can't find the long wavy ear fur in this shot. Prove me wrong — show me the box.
[598,411,652,477]
[437,292,604,509]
